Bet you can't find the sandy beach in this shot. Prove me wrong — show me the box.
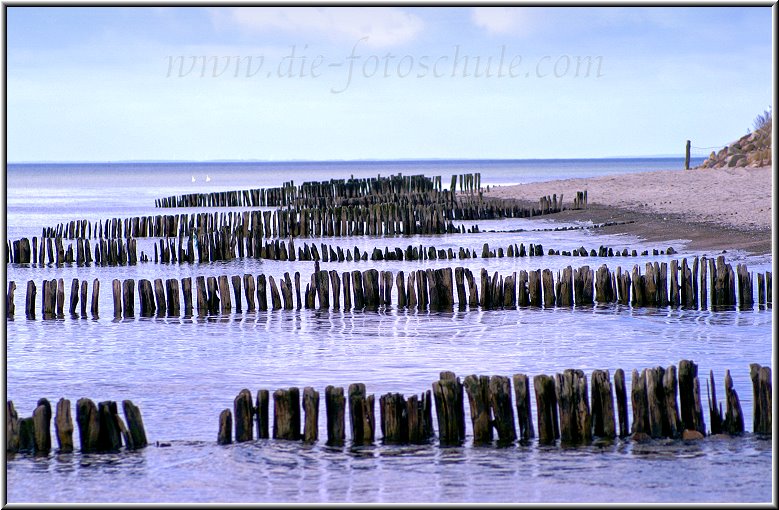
[486,166,773,255]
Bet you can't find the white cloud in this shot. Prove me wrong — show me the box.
[214,7,424,48]
[471,7,532,36]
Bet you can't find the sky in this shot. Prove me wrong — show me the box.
[4,6,774,162]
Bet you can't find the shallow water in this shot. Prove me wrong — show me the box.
[4,160,773,504]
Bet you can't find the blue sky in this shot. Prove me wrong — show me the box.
[5,6,773,162]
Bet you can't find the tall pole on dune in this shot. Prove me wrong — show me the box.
[685,140,691,170]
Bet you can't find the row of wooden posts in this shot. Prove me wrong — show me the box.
[216,361,771,447]
[6,398,147,455]
[7,258,771,320]
[7,229,672,267]
[10,227,680,267]
[155,173,457,208]
[8,236,142,266]
[34,188,584,243]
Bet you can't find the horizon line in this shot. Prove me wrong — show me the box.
[6,155,693,164]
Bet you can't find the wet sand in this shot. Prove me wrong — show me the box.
[485,166,773,256]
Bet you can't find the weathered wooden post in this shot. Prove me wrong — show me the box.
[489,375,517,444]
[723,370,744,435]
[234,389,254,443]
[614,368,629,438]
[662,365,681,438]
[464,375,493,445]
[590,370,616,439]
[303,387,319,443]
[513,373,534,440]
[325,386,345,446]
[80,280,88,317]
[678,359,706,437]
[76,398,100,453]
[7,401,20,453]
[217,409,232,445]
[6,281,15,318]
[645,366,666,438]
[273,388,301,440]
[55,398,74,453]
[25,280,36,319]
[750,363,771,435]
[630,369,649,437]
[122,279,135,318]
[432,371,465,445]
[254,390,269,439]
[91,279,99,318]
[112,279,122,318]
[122,400,148,449]
[555,369,591,443]
[32,398,52,453]
[97,401,122,452]
[348,383,375,444]
[533,374,559,444]
[379,392,408,444]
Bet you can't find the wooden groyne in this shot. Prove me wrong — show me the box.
[33,189,578,245]
[215,361,769,448]
[4,233,680,268]
[6,398,147,455]
[6,257,771,320]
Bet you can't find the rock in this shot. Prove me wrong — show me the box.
[728,154,747,167]
[682,429,704,440]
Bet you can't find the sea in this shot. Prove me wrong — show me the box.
[4,158,774,504]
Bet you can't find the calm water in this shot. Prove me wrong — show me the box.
[4,159,773,504]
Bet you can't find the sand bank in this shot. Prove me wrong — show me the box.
[485,166,773,255]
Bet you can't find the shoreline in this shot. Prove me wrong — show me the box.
[485,166,773,257]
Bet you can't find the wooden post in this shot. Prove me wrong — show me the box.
[7,401,20,453]
[513,373,534,440]
[432,371,465,445]
[348,383,375,445]
[97,401,122,452]
[707,370,723,435]
[256,390,269,439]
[630,369,649,437]
[590,369,616,439]
[76,398,100,453]
[234,389,254,442]
[112,279,122,318]
[749,363,771,435]
[685,140,691,170]
[80,280,88,317]
[489,375,517,444]
[54,398,74,453]
[218,409,232,445]
[32,398,52,453]
[723,370,744,435]
[662,365,681,438]
[303,387,319,443]
[325,386,345,446]
[555,369,591,443]
[678,359,706,436]
[533,374,559,444]
[122,400,148,449]
[122,279,135,318]
[464,375,493,445]
[379,392,408,444]
[614,368,629,438]
[273,388,301,440]
[645,366,666,438]
[91,278,99,318]
[25,280,36,319]
[6,281,15,318]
